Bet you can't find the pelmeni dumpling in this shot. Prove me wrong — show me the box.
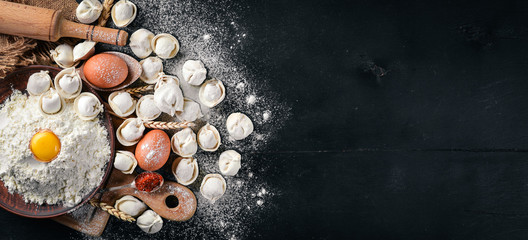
[38,89,65,115]
[197,123,221,152]
[114,150,137,174]
[226,112,254,140]
[27,70,51,96]
[130,29,155,59]
[139,57,163,84]
[199,79,225,108]
[153,74,183,116]
[114,195,147,217]
[108,91,136,117]
[151,33,179,59]
[76,0,103,24]
[200,174,226,204]
[111,0,137,27]
[172,157,199,186]
[54,67,82,99]
[50,44,76,68]
[136,95,161,120]
[218,150,241,176]
[117,118,145,146]
[176,98,202,122]
[73,41,96,62]
[171,128,197,157]
[137,210,163,234]
[74,92,103,120]
[182,60,207,85]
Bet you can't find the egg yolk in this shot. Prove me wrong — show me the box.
[30,130,61,163]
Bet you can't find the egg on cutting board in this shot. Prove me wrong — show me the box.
[83,53,128,88]
[135,129,170,171]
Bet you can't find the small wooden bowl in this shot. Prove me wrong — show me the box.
[0,65,115,218]
[78,51,142,92]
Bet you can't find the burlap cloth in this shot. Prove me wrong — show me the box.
[0,0,79,79]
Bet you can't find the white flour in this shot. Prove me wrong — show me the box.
[0,91,111,207]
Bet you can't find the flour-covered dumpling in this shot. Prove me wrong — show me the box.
[114,195,147,217]
[50,44,76,68]
[117,118,145,146]
[136,95,161,120]
[199,79,225,108]
[114,150,137,174]
[27,70,51,96]
[38,89,65,115]
[54,67,82,99]
[200,174,226,204]
[73,41,96,62]
[76,0,103,24]
[74,92,103,120]
[218,150,241,176]
[197,123,221,152]
[139,57,163,84]
[171,128,197,157]
[151,33,179,59]
[137,210,163,234]
[153,74,183,116]
[130,29,155,59]
[172,157,199,186]
[111,0,137,27]
[108,91,136,117]
[226,112,254,140]
[182,60,207,85]
[176,98,202,122]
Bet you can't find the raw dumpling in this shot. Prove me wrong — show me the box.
[136,95,161,120]
[151,33,179,59]
[108,91,136,117]
[117,118,145,146]
[73,41,96,62]
[50,44,76,69]
[114,150,137,174]
[74,92,103,120]
[153,75,183,116]
[130,29,155,59]
[172,157,199,186]
[200,174,226,204]
[27,70,51,96]
[218,150,241,176]
[226,112,254,140]
[137,210,163,234]
[176,98,202,122]
[111,0,137,27]
[76,0,103,24]
[39,89,65,115]
[197,123,221,152]
[54,67,82,99]
[182,60,207,85]
[199,79,225,108]
[114,195,147,217]
[171,128,197,157]
[139,57,163,84]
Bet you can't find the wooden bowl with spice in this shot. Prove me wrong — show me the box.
[0,65,115,218]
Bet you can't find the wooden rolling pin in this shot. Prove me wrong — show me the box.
[0,1,128,46]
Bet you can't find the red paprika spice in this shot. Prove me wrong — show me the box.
[135,172,164,192]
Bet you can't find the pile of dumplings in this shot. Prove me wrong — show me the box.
[71,0,257,235]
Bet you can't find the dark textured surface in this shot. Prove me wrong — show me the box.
[4,0,528,239]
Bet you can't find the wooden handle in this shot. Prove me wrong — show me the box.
[0,1,128,46]
[101,171,197,221]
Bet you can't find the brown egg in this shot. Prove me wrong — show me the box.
[135,130,171,171]
[83,53,128,88]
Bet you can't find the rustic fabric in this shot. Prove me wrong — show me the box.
[0,0,79,79]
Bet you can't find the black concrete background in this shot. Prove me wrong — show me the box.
[3,0,528,239]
